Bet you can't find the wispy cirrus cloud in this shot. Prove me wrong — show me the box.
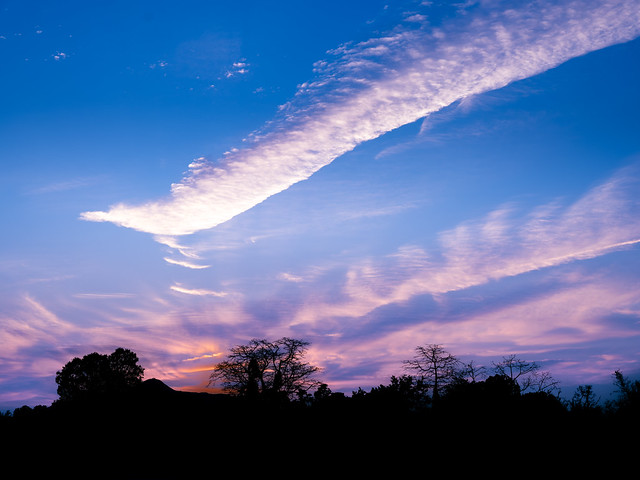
[0,296,76,357]
[163,257,210,269]
[282,165,640,387]
[315,273,640,388]
[26,176,104,195]
[0,293,237,408]
[290,163,640,327]
[80,0,640,240]
[73,293,137,299]
[170,283,227,297]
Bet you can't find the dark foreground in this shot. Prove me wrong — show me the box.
[2,378,638,478]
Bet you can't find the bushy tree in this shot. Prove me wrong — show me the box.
[570,385,600,410]
[313,383,333,402]
[357,375,431,412]
[55,347,144,402]
[441,373,521,415]
[569,384,602,420]
[209,337,321,401]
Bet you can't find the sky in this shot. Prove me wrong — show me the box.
[2,0,640,410]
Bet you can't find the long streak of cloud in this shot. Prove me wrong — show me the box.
[291,164,640,326]
[170,284,227,297]
[163,257,211,269]
[80,0,640,237]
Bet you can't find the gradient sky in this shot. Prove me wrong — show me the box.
[2,0,640,410]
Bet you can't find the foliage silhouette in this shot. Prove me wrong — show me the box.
[209,337,321,401]
[55,347,144,403]
[608,369,640,421]
[569,384,602,416]
[351,374,431,414]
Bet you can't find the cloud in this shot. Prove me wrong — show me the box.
[80,0,640,238]
[27,177,102,195]
[170,284,227,297]
[290,163,640,326]
[163,257,210,269]
[0,296,76,357]
[332,274,640,384]
[278,272,305,283]
[183,353,223,362]
[73,293,137,299]
[404,13,428,23]
[283,166,640,388]
[225,60,249,78]
[154,235,206,259]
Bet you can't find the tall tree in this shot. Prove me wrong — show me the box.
[402,344,459,402]
[55,347,144,402]
[209,337,321,400]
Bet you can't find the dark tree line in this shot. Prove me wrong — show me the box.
[203,338,640,426]
[2,341,638,420]
[3,340,638,420]
[1,340,638,477]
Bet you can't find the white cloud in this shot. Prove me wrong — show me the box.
[163,257,210,269]
[404,13,428,23]
[359,276,640,380]
[170,284,227,297]
[80,0,640,239]
[154,235,203,259]
[278,272,305,283]
[225,59,249,77]
[73,293,136,299]
[0,296,75,358]
[290,164,640,326]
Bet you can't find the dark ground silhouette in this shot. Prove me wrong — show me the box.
[2,374,638,478]
[2,344,639,478]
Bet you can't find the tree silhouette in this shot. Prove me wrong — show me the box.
[609,370,640,418]
[456,360,487,383]
[209,337,321,400]
[313,383,333,402]
[569,385,601,417]
[7,340,640,479]
[361,375,430,412]
[492,354,558,393]
[492,354,538,382]
[441,373,521,416]
[55,347,144,402]
[402,344,459,402]
[527,369,561,394]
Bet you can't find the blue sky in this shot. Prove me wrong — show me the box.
[2,0,640,410]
